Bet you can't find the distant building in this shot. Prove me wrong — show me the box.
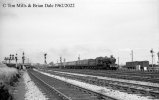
[126,61,149,70]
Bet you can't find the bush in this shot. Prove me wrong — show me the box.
[0,64,20,100]
[0,83,13,100]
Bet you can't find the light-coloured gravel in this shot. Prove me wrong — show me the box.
[53,70,159,88]
[23,71,48,100]
[35,69,157,100]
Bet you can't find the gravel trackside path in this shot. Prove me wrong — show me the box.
[13,71,26,100]
[23,71,48,100]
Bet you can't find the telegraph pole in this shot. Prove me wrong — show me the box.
[157,52,159,66]
[150,49,154,67]
[78,54,80,61]
[118,57,119,67]
[63,58,66,68]
[131,50,133,62]
[21,52,25,69]
[22,52,25,64]
[60,56,62,68]
[64,58,66,62]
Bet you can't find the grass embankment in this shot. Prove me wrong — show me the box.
[0,64,20,100]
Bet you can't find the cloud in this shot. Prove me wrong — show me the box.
[46,44,113,62]
[0,0,159,64]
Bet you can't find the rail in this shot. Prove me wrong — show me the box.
[29,70,117,100]
[29,71,72,100]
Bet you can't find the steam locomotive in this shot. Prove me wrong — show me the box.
[54,55,118,70]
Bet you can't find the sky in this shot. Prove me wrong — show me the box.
[0,0,159,64]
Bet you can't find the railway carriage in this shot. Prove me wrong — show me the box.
[77,59,89,69]
[55,55,118,70]
[65,61,77,69]
[88,59,96,69]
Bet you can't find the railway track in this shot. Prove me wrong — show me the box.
[28,70,118,100]
[28,71,71,100]
[43,70,159,99]
[45,69,159,83]
[46,68,159,76]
